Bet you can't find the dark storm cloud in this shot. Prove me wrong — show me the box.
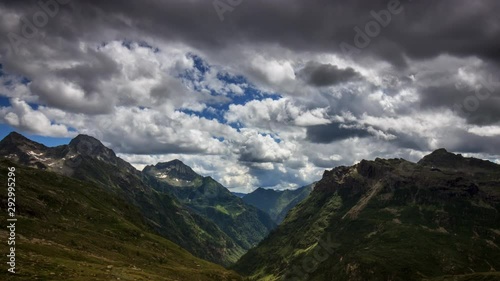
[111,141,209,155]
[54,51,120,86]
[306,123,371,143]
[309,156,343,169]
[446,129,500,155]
[298,62,362,87]
[388,132,430,152]
[419,83,500,126]
[2,0,500,68]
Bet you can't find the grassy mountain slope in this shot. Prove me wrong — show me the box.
[233,150,500,281]
[0,160,242,281]
[242,184,314,224]
[143,161,276,252]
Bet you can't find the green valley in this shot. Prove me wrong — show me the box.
[143,160,276,252]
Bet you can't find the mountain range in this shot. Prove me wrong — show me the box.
[0,132,274,269]
[233,150,500,280]
[1,132,499,280]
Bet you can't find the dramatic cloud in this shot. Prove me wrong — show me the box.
[0,0,499,192]
[298,62,362,87]
[306,123,371,143]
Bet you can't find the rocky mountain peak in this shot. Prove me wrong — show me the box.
[69,134,116,160]
[0,131,45,148]
[418,148,461,167]
[146,159,201,182]
[417,148,499,171]
[0,131,49,167]
[2,131,30,142]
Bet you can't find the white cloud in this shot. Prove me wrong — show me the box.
[0,99,72,137]
[238,129,295,163]
[225,98,331,130]
[468,125,500,137]
[249,56,296,85]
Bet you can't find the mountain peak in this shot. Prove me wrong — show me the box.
[1,131,36,145]
[144,159,201,182]
[154,159,190,169]
[417,148,499,171]
[433,148,449,153]
[418,148,463,168]
[70,134,104,146]
[5,131,25,139]
[166,159,186,165]
[424,148,453,158]
[0,131,47,152]
[69,134,116,159]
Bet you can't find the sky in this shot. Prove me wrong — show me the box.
[0,0,499,192]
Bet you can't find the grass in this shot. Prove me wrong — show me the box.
[215,205,230,215]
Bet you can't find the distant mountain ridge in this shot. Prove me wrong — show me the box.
[234,150,500,280]
[242,184,314,224]
[232,192,247,198]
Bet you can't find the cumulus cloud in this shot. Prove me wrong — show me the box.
[0,99,72,137]
[225,98,331,130]
[237,129,295,163]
